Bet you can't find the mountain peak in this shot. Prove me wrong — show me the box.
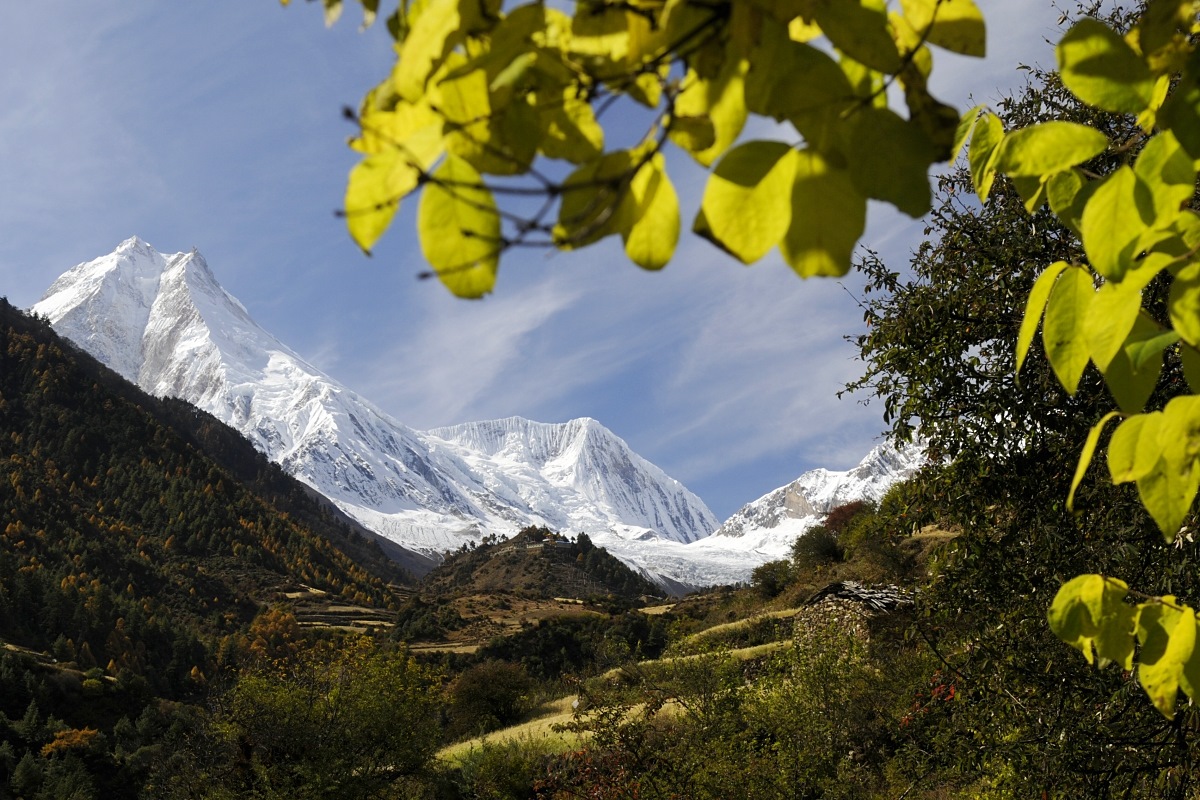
[115,234,157,256]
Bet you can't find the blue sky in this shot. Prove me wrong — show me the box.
[1,2,1064,519]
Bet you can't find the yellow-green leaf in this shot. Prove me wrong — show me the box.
[623,155,679,271]
[780,150,866,278]
[1016,260,1069,375]
[1133,131,1196,226]
[1046,168,1096,237]
[1011,175,1048,214]
[1160,66,1200,159]
[899,0,986,58]
[1069,412,1122,512]
[417,155,500,298]
[671,59,749,167]
[555,151,636,249]
[569,3,633,62]
[847,107,936,218]
[1137,602,1197,718]
[809,0,902,73]
[968,112,1004,202]
[1137,457,1200,540]
[1057,18,1155,114]
[1170,263,1200,347]
[1104,316,1171,413]
[393,0,465,101]
[1086,277,1147,372]
[1183,344,1200,392]
[1138,0,1195,75]
[1043,265,1095,394]
[994,121,1109,177]
[951,103,985,162]
[344,109,445,252]
[695,141,797,264]
[538,90,605,163]
[1080,167,1150,281]
[745,20,854,122]
[1136,396,1200,538]
[436,62,538,176]
[1109,413,1164,484]
[1048,574,1134,669]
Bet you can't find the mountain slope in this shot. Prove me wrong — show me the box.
[0,299,409,691]
[32,238,718,559]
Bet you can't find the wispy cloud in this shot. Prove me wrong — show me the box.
[352,275,588,426]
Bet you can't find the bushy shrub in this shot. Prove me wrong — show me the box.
[791,525,845,570]
[750,560,792,598]
[447,661,534,738]
[450,737,558,800]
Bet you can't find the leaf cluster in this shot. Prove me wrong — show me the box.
[297,0,987,296]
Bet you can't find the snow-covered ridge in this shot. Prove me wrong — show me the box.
[33,238,718,565]
[707,441,926,556]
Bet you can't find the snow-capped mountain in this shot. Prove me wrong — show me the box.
[32,237,718,560]
[707,441,927,556]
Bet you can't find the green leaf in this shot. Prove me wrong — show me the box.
[899,0,986,58]
[1057,18,1155,114]
[695,141,797,264]
[780,150,866,278]
[1016,260,1069,375]
[1048,574,1134,669]
[994,121,1109,177]
[1169,263,1200,348]
[1069,412,1122,512]
[1104,315,1171,414]
[847,107,936,218]
[623,155,679,271]
[809,0,902,73]
[1109,413,1164,484]
[968,112,1004,202]
[1080,167,1151,281]
[417,155,500,298]
[1136,601,1197,718]
[1042,265,1095,394]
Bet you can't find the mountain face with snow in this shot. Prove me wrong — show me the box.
[33,238,719,563]
[560,441,924,588]
[706,441,926,557]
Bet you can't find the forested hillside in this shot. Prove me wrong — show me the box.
[0,299,419,795]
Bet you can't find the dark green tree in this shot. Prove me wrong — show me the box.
[847,14,1200,793]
